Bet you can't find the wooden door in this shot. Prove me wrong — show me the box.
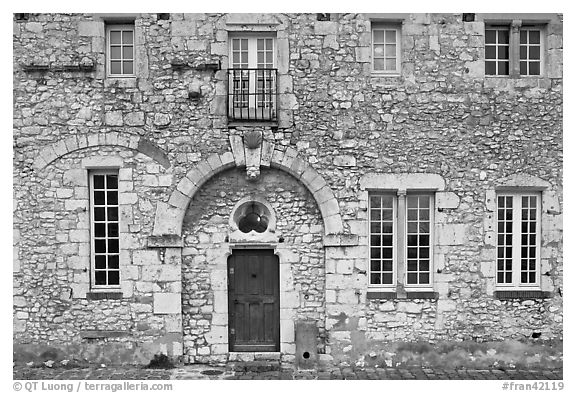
[228,249,280,352]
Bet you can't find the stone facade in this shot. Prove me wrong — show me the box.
[13,13,562,367]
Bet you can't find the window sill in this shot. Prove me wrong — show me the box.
[228,121,279,128]
[86,291,123,300]
[494,290,553,300]
[367,291,438,300]
[104,77,137,88]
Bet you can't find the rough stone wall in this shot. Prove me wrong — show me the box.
[181,167,324,363]
[13,13,562,365]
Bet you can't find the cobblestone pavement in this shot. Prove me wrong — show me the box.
[13,365,563,380]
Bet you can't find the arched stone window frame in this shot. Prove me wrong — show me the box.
[228,195,279,244]
[482,174,561,299]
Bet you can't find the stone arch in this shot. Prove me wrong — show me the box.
[151,147,344,238]
[33,131,171,170]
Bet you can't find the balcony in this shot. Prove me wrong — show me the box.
[227,68,278,123]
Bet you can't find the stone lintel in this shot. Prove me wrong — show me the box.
[147,235,183,248]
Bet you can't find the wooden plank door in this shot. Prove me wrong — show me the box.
[228,249,280,352]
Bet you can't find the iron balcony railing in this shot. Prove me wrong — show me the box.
[227,68,278,122]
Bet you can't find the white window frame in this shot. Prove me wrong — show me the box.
[495,192,542,289]
[485,26,511,76]
[89,170,121,290]
[106,24,135,78]
[371,24,401,75]
[404,194,434,290]
[228,33,277,116]
[368,192,434,291]
[368,193,398,289]
[519,27,544,77]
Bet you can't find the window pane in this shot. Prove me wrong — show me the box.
[408,247,418,259]
[110,61,122,74]
[108,239,119,253]
[373,59,384,71]
[110,31,121,44]
[106,175,118,189]
[485,46,496,59]
[382,273,393,284]
[385,30,396,43]
[370,222,381,233]
[382,248,392,259]
[371,235,381,247]
[257,39,263,50]
[94,223,106,238]
[485,30,496,44]
[371,273,381,285]
[419,209,429,220]
[373,30,384,43]
[94,207,106,221]
[107,191,118,205]
[497,61,509,75]
[419,222,430,233]
[123,46,133,60]
[122,30,133,44]
[108,223,119,237]
[370,196,382,208]
[95,255,107,269]
[419,273,429,284]
[520,46,527,60]
[498,30,509,44]
[370,209,381,221]
[374,44,384,57]
[108,207,118,221]
[382,209,393,221]
[124,61,134,74]
[257,52,264,64]
[370,248,381,259]
[407,260,417,271]
[498,46,509,60]
[382,197,393,209]
[407,273,417,284]
[94,175,105,189]
[95,239,106,253]
[240,39,247,50]
[383,261,393,272]
[108,255,119,269]
[108,270,120,285]
[94,191,105,205]
[110,46,121,59]
[385,44,396,57]
[485,61,496,75]
[520,61,528,75]
[95,271,107,285]
[385,59,396,70]
[520,30,527,44]
[529,30,540,44]
[419,260,429,271]
[382,222,393,233]
[420,248,429,259]
[232,39,239,50]
[529,46,540,60]
[370,260,381,272]
[407,197,418,208]
[407,209,418,220]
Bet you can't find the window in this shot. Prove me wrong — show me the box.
[228,35,277,121]
[485,27,510,76]
[371,24,401,74]
[520,27,543,76]
[496,193,541,288]
[485,24,544,77]
[90,171,120,288]
[369,193,433,289]
[106,24,135,77]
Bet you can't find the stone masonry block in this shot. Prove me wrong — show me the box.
[176,176,197,197]
[153,293,181,314]
[132,249,160,265]
[219,151,235,167]
[336,259,353,274]
[260,140,274,167]
[78,21,104,37]
[168,190,190,210]
[355,47,371,63]
[314,21,337,35]
[436,224,467,246]
[436,191,460,209]
[324,214,344,235]
[171,20,196,36]
[229,135,245,167]
[206,153,223,172]
[315,186,334,205]
[308,174,327,194]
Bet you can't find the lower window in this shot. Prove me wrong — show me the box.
[496,193,541,288]
[90,170,120,288]
[369,193,433,289]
